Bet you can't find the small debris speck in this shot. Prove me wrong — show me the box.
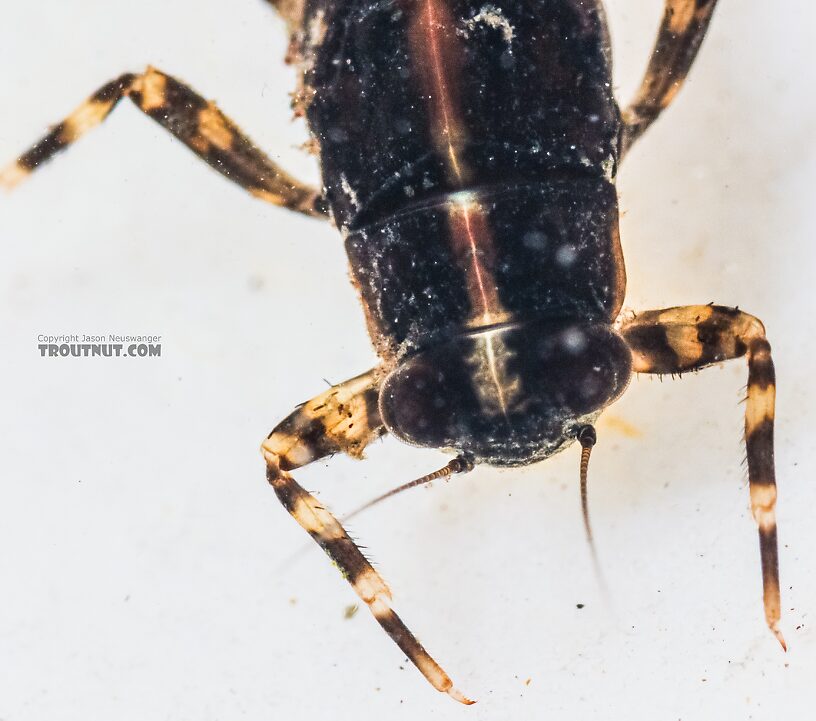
[344,604,359,619]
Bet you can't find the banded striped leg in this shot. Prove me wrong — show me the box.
[261,368,473,704]
[0,67,327,218]
[620,0,719,157]
[620,305,785,649]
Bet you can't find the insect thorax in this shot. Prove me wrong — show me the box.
[378,319,632,466]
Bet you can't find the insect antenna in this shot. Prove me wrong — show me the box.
[576,425,612,594]
[341,454,475,524]
[274,454,475,572]
[577,425,597,547]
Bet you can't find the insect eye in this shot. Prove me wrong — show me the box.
[378,321,631,466]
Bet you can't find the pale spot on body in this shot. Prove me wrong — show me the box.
[59,100,113,143]
[250,188,286,206]
[278,487,348,543]
[0,162,30,190]
[555,244,578,267]
[746,384,775,434]
[562,327,587,354]
[284,444,317,469]
[262,432,299,461]
[659,81,682,109]
[137,68,167,112]
[465,331,521,420]
[665,324,704,365]
[667,0,696,33]
[198,104,234,150]
[355,568,392,604]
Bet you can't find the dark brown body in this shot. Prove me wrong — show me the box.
[299,0,626,358]
[3,0,785,704]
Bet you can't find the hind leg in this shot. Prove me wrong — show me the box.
[619,0,719,157]
[1,67,326,218]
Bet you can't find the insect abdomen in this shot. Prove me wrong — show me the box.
[304,0,619,228]
[346,178,625,357]
[302,0,624,356]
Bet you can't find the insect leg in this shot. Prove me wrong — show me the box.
[261,0,303,32]
[619,0,719,157]
[0,67,327,218]
[262,368,473,704]
[620,304,786,649]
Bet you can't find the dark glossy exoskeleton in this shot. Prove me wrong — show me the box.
[2,0,785,703]
[314,0,629,466]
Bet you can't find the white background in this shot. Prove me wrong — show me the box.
[1,1,814,719]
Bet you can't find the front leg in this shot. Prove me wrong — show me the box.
[262,368,473,704]
[620,304,785,649]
